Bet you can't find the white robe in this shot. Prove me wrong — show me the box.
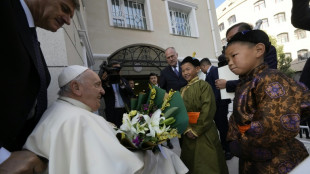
[24,97,143,174]
[24,97,188,174]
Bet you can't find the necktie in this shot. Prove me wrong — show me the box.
[30,27,47,120]
[173,67,179,77]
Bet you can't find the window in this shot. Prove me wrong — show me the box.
[219,23,225,32]
[254,0,266,11]
[165,0,199,37]
[169,8,191,36]
[274,12,286,23]
[295,29,307,40]
[228,15,236,26]
[277,33,289,43]
[261,18,269,29]
[284,53,291,58]
[298,49,308,60]
[107,0,153,30]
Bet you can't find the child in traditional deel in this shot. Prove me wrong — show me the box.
[225,29,310,173]
[180,56,228,174]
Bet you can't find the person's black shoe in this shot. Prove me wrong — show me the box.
[306,136,310,139]
[225,152,233,160]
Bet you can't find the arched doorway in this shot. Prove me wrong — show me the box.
[106,44,167,94]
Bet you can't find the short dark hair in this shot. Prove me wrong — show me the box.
[227,30,271,55]
[181,56,200,67]
[108,61,121,67]
[226,22,253,37]
[149,73,158,77]
[200,58,211,65]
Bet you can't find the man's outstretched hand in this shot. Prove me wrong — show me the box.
[0,150,47,174]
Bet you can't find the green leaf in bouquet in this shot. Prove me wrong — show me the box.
[140,141,156,150]
[163,107,178,118]
[161,117,176,125]
[131,93,148,111]
[137,93,148,111]
[146,86,166,109]
[165,91,189,134]
[130,98,138,110]
[143,136,157,144]
[149,86,188,134]
[116,132,138,151]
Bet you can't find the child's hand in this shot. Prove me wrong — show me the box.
[215,79,227,89]
[186,131,197,139]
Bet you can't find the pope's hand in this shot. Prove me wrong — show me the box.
[0,150,47,174]
[215,79,227,89]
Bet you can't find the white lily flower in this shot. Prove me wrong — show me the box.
[131,114,140,125]
[120,114,131,132]
[157,125,170,135]
[120,113,137,137]
[131,114,143,134]
[143,109,165,137]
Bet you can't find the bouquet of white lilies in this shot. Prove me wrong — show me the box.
[116,86,188,150]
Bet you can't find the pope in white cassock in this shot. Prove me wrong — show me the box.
[24,65,188,174]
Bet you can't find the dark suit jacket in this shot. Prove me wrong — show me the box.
[103,77,133,119]
[225,45,278,92]
[205,66,221,104]
[0,0,50,151]
[300,58,310,89]
[291,0,310,30]
[160,63,187,92]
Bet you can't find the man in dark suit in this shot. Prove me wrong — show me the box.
[160,47,187,92]
[215,22,278,92]
[102,61,134,128]
[0,0,78,173]
[200,58,232,160]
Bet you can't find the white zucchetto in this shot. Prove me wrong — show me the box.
[58,65,88,88]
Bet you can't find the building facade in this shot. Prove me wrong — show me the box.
[38,0,221,104]
[216,0,309,73]
[84,0,222,75]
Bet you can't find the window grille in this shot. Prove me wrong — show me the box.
[228,15,236,26]
[169,8,191,36]
[298,49,308,60]
[277,33,289,43]
[111,0,147,30]
[219,23,225,32]
[261,18,269,29]
[254,0,265,11]
[295,29,307,40]
[274,12,286,23]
